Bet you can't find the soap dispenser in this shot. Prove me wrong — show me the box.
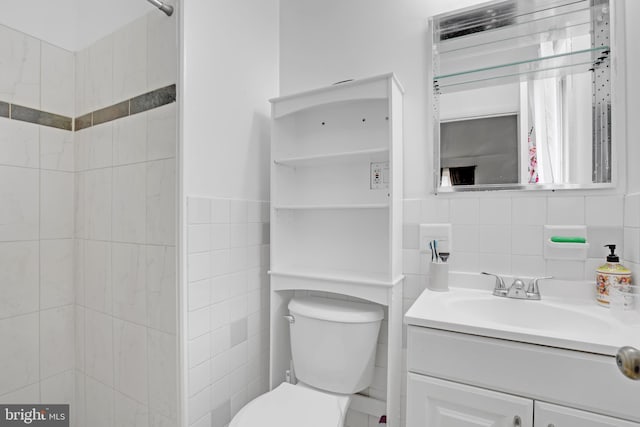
[595,244,632,307]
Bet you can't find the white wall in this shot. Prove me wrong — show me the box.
[0,0,155,51]
[182,0,278,201]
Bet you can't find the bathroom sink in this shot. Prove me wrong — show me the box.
[445,296,613,336]
[404,281,640,356]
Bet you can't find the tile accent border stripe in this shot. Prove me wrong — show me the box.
[0,101,72,131]
[74,84,176,131]
[0,101,9,118]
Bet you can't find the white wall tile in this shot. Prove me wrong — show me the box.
[148,329,177,418]
[452,224,479,252]
[40,305,74,378]
[0,119,39,168]
[40,370,74,405]
[188,224,211,254]
[41,42,74,117]
[420,197,449,224]
[0,166,39,241]
[0,313,39,395]
[147,103,177,161]
[87,122,114,170]
[146,245,177,334]
[585,195,624,226]
[85,377,115,427]
[189,252,210,283]
[229,200,248,224]
[479,198,511,225]
[547,196,585,225]
[84,240,112,314]
[512,196,546,225]
[403,199,420,223]
[189,307,211,340]
[450,198,479,224]
[40,239,74,309]
[624,228,640,264]
[75,306,86,374]
[113,113,147,166]
[211,199,230,224]
[40,126,74,172]
[146,159,176,245]
[188,198,211,225]
[211,224,230,250]
[114,391,149,427]
[113,164,146,243]
[147,8,177,90]
[189,333,211,369]
[84,309,114,386]
[114,319,148,403]
[587,226,624,259]
[84,168,113,240]
[41,170,74,239]
[88,35,114,111]
[478,225,511,254]
[0,26,40,108]
[189,387,211,426]
[511,225,543,256]
[189,279,211,312]
[229,224,248,248]
[546,259,585,280]
[113,17,148,102]
[0,241,39,318]
[75,48,90,116]
[211,250,231,277]
[624,193,640,227]
[112,243,147,324]
[189,361,211,397]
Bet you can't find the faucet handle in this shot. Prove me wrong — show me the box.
[526,276,552,299]
[482,272,507,296]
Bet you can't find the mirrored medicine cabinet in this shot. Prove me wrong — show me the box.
[429,0,624,192]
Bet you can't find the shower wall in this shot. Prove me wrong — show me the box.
[73,6,179,427]
[0,22,76,410]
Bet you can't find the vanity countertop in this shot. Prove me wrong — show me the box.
[404,275,640,356]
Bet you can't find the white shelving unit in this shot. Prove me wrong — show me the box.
[268,73,404,426]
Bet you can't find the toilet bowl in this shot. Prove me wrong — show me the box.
[229,382,350,427]
[229,296,384,427]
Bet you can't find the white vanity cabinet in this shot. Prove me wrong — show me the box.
[535,402,640,427]
[406,326,640,427]
[407,374,533,427]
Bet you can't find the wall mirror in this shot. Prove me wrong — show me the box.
[430,0,621,192]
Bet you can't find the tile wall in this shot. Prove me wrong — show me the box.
[73,7,178,427]
[186,197,270,427]
[0,22,76,414]
[624,193,640,278]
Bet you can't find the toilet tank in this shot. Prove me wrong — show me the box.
[288,296,384,394]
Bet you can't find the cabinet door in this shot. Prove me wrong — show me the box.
[407,373,533,427]
[535,402,640,427]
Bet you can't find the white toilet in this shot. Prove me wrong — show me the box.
[230,295,384,427]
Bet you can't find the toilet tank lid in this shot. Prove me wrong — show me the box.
[289,296,384,323]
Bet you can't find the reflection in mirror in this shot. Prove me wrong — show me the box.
[431,0,614,191]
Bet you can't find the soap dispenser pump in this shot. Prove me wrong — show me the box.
[595,244,632,307]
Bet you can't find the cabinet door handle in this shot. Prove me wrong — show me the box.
[513,415,521,426]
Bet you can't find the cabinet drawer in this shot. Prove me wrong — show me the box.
[407,373,533,427]
[535,402,640,427]
[407,326,640,422]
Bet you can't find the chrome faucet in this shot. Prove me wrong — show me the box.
[482,272,551,300]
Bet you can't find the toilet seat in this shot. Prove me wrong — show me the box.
[229,382,351,427]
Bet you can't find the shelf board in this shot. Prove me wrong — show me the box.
[435,45,609,94]
[274,147,388,167]
[273,203,389,210]
[269,268,403,288]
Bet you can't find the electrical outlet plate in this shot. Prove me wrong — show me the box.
[370,161,389,189]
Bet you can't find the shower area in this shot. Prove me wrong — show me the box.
[0,0,179,425]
